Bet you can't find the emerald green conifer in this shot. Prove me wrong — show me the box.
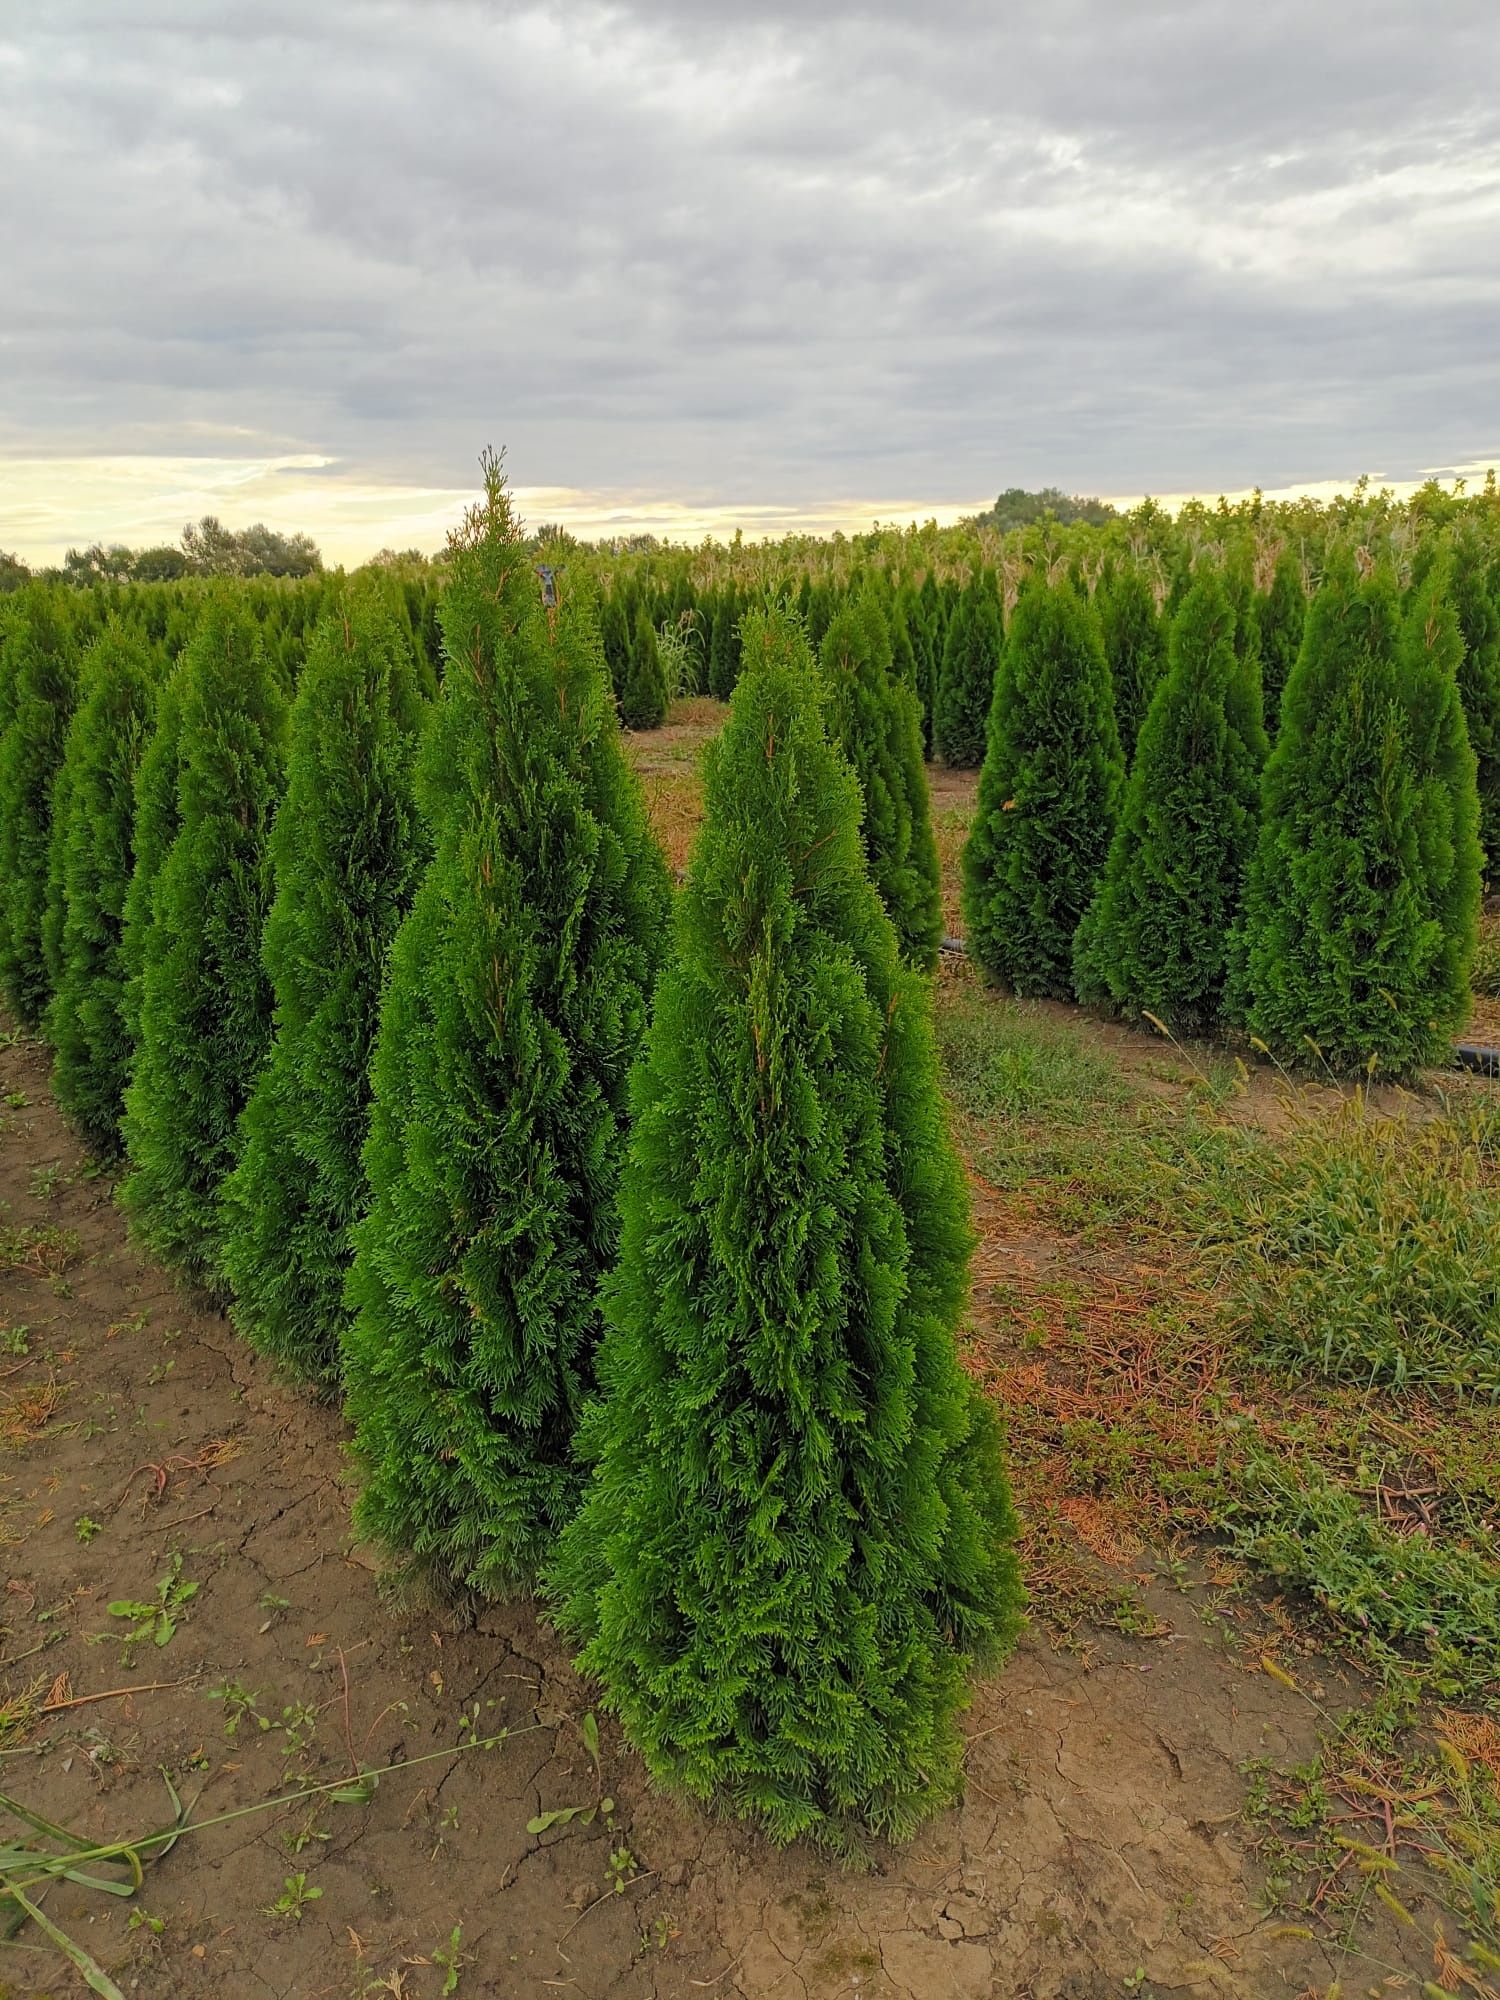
[119,601,287,1284]
[0,596,78,1025]
[1447,529,1500,875]
[341,459,671,1600]
[620,607,668,729]
[819,596,943,970]
[118,661,189,1051]
[550,608,1022,1848]
[1074,572,1264,1033]
[218,595,427,1384]
[1098,566,1166,760]
[963,581,1124,996]
[46,630,159,1152]
[707,588,742,700]
[1233,558,1480,1074]
[1257,546,1306,735]
[934,573,1002,767]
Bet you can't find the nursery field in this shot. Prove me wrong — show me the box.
[1,710,1496,2000]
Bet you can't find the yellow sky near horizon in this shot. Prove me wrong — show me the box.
[2,452,1495,569]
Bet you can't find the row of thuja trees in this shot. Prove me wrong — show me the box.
[0,458,1020,1847]
[960,556,1483,1073]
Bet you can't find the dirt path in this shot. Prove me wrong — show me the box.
[0,1020,1429,1999]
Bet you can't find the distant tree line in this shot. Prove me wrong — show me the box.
[1,514,324,591]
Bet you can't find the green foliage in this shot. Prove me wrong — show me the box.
[1097,566,1165,759]
[119,599,287,1285]
[620,607,667,730]
[218,594,427,1385]
[1224,1095,1500,1397]
[1446,528,1500,877]
[1233,559,1481,1074]
[933,573,1002,768]
[0,595,78,1025]
[1256,545,1307,735]
[963,580,1124,998]
[46,629,159,1153]
[118,662,188,1051]
[968,487,1118,532]
[342,460,671,1601]
[819,595,943,971]
[551,610,1023,1849]
[706,589,742,700]
[1074,571,1264,1033]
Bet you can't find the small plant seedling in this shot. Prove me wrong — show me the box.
[6,1090,28,1109]
[1,1323,30,1355]
[74,1515,102,1545]
[28,1162,63,1200]
[207,1678,263,1738]
[265,1872,323,1922]
[606,1845,637,1894]
[107,1551,197,1657]
[432,1924,473,1994]
[126,1908,166,1936]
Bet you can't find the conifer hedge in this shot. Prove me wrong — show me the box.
[1074,571,1264,1033]
[551,608,1022,1848]
[120,599,287,1285]
[819,595,943,971]
[933,572,1002,768]
[963,580,1123,997]
[0,595,78,1026]
[1256,546,1306,736]
[1098,566,1165,760]
[218,593,427,1384]
[1232,558,1481,1074]
[620,607,668,729]
[47,628,159,1153]
[341,459,671,1600]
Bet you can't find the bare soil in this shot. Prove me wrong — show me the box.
[0,1018,1444,2000]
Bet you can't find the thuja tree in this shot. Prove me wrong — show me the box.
[218,594,427,1385]
[0,594,78,1025]
[707,588,742,700]
[46,629,159,1153]
[1233,558,1480,1074]
[342,460,671,1600]
[1257,545,1307,736]
[963,580,1124,997]
[118,660,189,1050]
[1074,571,1265,1034]
[1098,565,1166,761]
[819,595,943,970]
[120,600,287,1284]
[934,572,1003,767]
[1447,529,1500,876]
[550,609,1022,1848]
[620,606,667,729]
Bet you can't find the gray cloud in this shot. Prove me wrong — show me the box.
[3,0,1499,541]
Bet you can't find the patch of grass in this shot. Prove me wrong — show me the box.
[0,1224,80,1279]
[1219,1095,1500,1396]
[1474,914,1500,1000]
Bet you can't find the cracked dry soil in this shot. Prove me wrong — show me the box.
[1,1023,1428,1999]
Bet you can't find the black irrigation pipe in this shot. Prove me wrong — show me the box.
[941,932,1500,1079]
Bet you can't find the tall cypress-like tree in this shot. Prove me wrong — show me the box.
[46,629,159,1153]
[0,595,78,1026]
[707,587,742,700]
[118,659,189,1051]
[934,573,1003,768]
[119,601,287,1285]
[218,594,427,1385]
[963,580,1124,996]
[1098,566,1166,761]
[620,607,668,729]
[1232,558,1480,1074]
[341,459,671,1601]
[550,610,1022,1849]
[819,595,943,971]
[1074,572,1264,1033]
[1447,528,1500,877]
[1256,545,1307,736]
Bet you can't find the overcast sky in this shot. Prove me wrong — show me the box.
[3,1,1499,562]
